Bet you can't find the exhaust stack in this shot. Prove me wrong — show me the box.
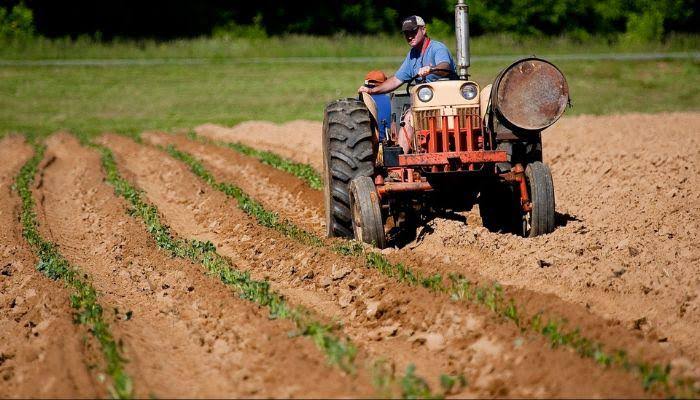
[455,0,470,79]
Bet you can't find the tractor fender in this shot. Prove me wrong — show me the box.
[361,92,380,143]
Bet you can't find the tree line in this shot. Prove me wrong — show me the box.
[1,0,697,41]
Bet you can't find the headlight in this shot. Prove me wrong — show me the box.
[417,86,433,102]
[460,83,478,100]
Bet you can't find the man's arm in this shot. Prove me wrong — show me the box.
[417,61,451,78]
[358,76,403,95]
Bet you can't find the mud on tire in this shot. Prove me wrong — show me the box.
[322,98,375,238]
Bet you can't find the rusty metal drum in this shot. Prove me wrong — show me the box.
[491,58,569,131]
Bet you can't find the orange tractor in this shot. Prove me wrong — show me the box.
[323,1,570,248]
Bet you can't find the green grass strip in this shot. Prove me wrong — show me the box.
[187,131,323,190]
[163,143,698,397]
[14,139,133,399]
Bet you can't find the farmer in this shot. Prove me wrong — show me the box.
[357,15,456,153]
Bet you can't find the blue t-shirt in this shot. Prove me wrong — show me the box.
[395,39,456,83]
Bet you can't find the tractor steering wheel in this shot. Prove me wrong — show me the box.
[404,68,457,96]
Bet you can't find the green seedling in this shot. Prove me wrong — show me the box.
[92,139,359,375]
[15,139,132,399]
[157,142,698,397]
[187,131,323,190]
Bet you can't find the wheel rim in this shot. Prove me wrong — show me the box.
[522,177,533,236]
[523,209,532,236]
[351,192,364,241]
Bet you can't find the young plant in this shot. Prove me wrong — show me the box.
[15,139,132,399]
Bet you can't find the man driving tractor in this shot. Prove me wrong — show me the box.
[358,15,456,153]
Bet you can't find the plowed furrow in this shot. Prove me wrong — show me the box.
[103,133,650,397]
[146,132,324,237]
[147,131,696,395]
[0,136,100,398]
[39,133,365,398]
[199,115,700,370]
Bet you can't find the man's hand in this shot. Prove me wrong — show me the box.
[358,86,372,94]
[418,65,433,77]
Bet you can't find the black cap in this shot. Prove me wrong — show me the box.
[401,15,425,32]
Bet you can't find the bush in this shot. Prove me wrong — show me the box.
[624,10,665,43]
[0,3,34,39]
[212,14,267,40]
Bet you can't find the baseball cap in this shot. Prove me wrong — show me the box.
[401,15,425,32]
[364,70,387,86]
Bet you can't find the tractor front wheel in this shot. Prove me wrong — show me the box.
[349,176,386,248]
[521,161,555,237]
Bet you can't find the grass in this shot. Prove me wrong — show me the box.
[82,133,447,398]
[0,35,698,138]
[1,33,698,60]
[162,141,699,397]
[13,138,133,399]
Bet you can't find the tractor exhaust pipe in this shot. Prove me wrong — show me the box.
[455,0,470,79]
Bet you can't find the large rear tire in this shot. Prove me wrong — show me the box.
[322,99,375,238]
[522,161,555,237]
[349,176,386,248]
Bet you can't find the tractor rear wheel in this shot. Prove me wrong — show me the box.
[349,176,386,248]
[522,161,555,237]
[322,99,375,239]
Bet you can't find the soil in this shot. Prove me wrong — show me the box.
[0,135,101,398]
[127,132,648,397]
[33,133,369,398]
[196,112,700,380]
[2,110,697,397]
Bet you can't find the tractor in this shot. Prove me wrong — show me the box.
[322,0,570,248]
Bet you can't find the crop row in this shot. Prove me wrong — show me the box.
[188,131,323,190]
[14,140,133,399]
[168,136,698,397]
[79,134,453,398]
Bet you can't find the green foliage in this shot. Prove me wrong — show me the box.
[91,138,358,374]
[164,143,323,246]
[401,364,435,399]
[14,139,132,399]
[157,140,699,396]
[212,14,267,39]
[439,373,467,395]
[0,3,34,40]
[469,0,695,38]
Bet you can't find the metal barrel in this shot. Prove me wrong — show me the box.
[455,0,470,79]
[490,57,570,131]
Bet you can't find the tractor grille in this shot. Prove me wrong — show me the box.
[457,106,481,130]
[414,106,481,131]
[414,109,441,131]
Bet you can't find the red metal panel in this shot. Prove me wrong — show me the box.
[428,118,437,153]
[454,116,462,152]
[441,116,449,153]
[398,151,508,166]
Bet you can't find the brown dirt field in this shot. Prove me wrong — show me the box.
[122,132,653,397]
[0,135,101,398]
[196,112,700,380]
[35,133,369,398]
